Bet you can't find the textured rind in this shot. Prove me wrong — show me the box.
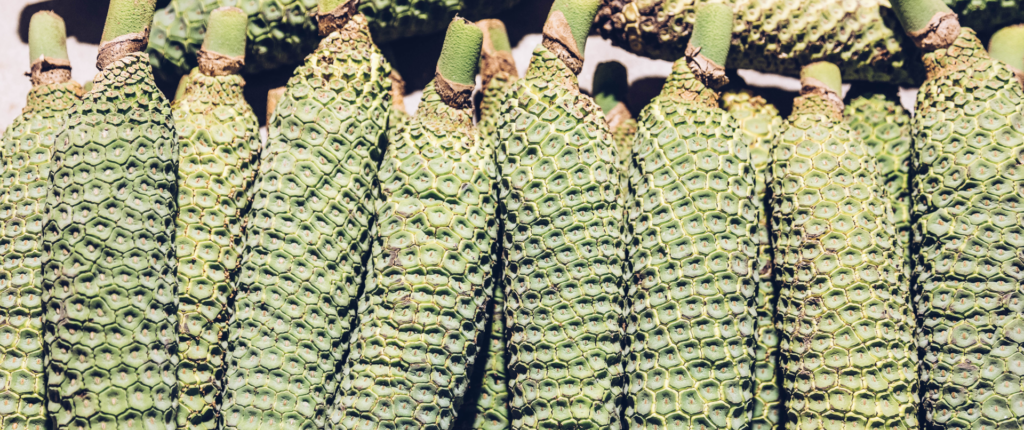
[498,44,625,430]
[595,0,921,84]
[769,93,919,430]
[946,0,1024,35]
[611,116,638,171]
[44,51,180,429]
[173,68,260,429]
[222,15,391,429]
[147,0,523,82]
[0,79,80,430]
[846,93,912,248]
[461,61,517,430]
[624,60,756,430]
[328,80,498,430]
[911,29,1024,430]
[720,89,782,430]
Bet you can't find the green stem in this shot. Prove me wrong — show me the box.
[689,2,734,67]
[593,61,628,114]
[801,62,843,96]
[989,25,1024,72]
[890,0,954,34]
[29,11,69,63]
[547,0,602,57]
[481,20,512,54]
[202,7,247,58]
[437,17,483,87]
[100,0,157,43]
[318,0,351,14]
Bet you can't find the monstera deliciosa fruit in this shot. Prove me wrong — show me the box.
[769,62,919,430]
[221,0,392,427]
[624,4,757,429]
[889,0,1024,428]
[329,17,498,430]
[44,0,181,427]
[0,11,81,430]
[147,0,523,82]
[171,7,261,429]
[720,87,782,430]
[496,0,627,429]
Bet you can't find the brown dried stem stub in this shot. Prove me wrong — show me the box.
[198,49,245,76]
[801,77,845,114]
[390,70,406,109]
[480,44,516,87]
[29,57,72,87]
[605,102,632,133]
[542,11,583,75]
[1013,68,1024,88]
[435,69,474,110]
[685,42,729,89]
[96,26,150,70]
[907,11,960,51]
[316,0,358,37]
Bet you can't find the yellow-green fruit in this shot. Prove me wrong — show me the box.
[721,88,782,430]
[911,28,1024,429]
[499,45,625,430]
[0,72,81,430]
[44,50,180,429]
[625,59,756,430]
[329,80,498,430]
[945,0,1024,33]
[595,0,919,84]
[173,67,260,429]
[845,91,912,247]
[770,80,918,430]
[223,13,391,429]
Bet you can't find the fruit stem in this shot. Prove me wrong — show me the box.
[29,11,69,64]
[688,2,733,70]
[478,19,518,87]
[890,0,959,50]
[989,25,1024,72]
[203,7,247,60]
[318,0,353,14]
[435,17,482,109]
[100,0,156,44]
[593,61,628,114]
[541,0,601,74]
[801,62,843,96]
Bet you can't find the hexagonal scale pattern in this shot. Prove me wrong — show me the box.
[329,81,497,430]
[498,45,626,430]
[721,88,783,430]
[0,79,81,430]
[43,51,180,429]
[769,92,918,430]
[912,29,1024,430]
[173,68,261,429]
[625,60,756,430]
[222,15,391,430]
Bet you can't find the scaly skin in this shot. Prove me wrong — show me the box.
[173,67,260,429]
[720,89,782,430]
[498,44,625,430]
[846,92,913,248]
[594,0,920,84]
[945,0,1024,35]
[147,0,523,82]
[44,50,180,430]
[0,78,81,430]
[624,59,756,430]
[222,14,391,429]
[329,80,498,430]
[911,28,1024,430]
[770,88,918,430]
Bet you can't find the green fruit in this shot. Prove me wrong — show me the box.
[769,62,918,430]
[720,88,782,430]
[498,1,626,429]
[330,18,496,429]
[624,17,756,430]
[845,89,912,248]
[945,0,1024,34]
[457,19,517,430]
[595,0,920,84]
[44,1,180,427]
[909,28,1024,429]
[0,11,80,430]
[147,0,523,82]
[222,5,392,427]
[172,7,261,428]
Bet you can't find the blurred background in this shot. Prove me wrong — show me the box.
[0,0,916,129]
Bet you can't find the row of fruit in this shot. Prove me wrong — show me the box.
[2,0,1023,430]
